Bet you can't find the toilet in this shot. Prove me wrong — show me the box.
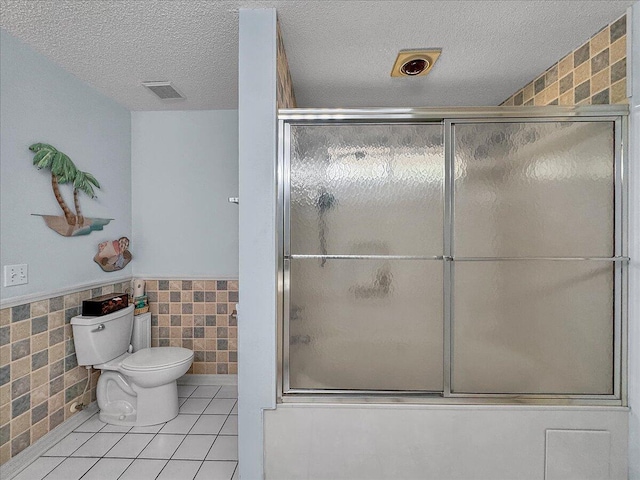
[71,305,193,426]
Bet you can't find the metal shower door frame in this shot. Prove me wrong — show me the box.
[277,106,629,406]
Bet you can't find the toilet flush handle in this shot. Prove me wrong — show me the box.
[93,324,105,332]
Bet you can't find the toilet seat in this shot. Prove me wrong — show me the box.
[122,347,193,371]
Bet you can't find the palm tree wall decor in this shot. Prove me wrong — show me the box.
[29,143,113,237]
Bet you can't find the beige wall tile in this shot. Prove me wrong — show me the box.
[590,27,610,56]
[611,79,627,104]
[591,67,610,94]
[0,309,10,327]
[49,311,64,329]
[170,303,181,314]
[49,392,64,412]
[12,357,30,379]
[50,343,64,362]
[32,332,48,353]
[0,443,10,464]
[610,36,626,64]
[159,291,170,302]
[31,418,48,443]
[574,61,591,86]
[31,384,49,406]
[64,293,79,308]
[0,345,10,365]
[181,291,193,302]
[558,55,573,79]
[169,281,181,290]
[1,403,10,425]
[523,83,534,102]
[31,300,49,317]
[31,367,48,389]
[11,321,30,342]
[193,363,206,374]
[0,384,9,407]
[193,280,205,290]
[11,411,30,436]
[503,96,514,106]
[229,364,238,374]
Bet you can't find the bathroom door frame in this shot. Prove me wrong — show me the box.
[276,105,629,407]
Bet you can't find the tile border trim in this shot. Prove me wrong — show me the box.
[134,275,239,281]
[2,403,98,480]
[0,275,132,309]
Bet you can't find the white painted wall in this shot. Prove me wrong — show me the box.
[0,29,132,304]
[237,9,278,480]
[628,3,640,478]
[130,110,239,278]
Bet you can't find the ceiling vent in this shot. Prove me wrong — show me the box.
[141,81,185,100]
[391,49,442,77]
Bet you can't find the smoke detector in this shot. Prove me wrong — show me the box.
[391,49,442,77]
[141,81,185,100]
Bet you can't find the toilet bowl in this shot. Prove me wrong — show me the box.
[71,305,194,426]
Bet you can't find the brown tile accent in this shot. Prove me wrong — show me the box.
[277,19,296,109]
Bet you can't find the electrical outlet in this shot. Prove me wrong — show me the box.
[4,264,28,287]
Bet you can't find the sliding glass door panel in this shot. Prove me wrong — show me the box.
[289,124,444,256]
[451,261,614,395]
[453,122,615,257]
[289,258,444,391]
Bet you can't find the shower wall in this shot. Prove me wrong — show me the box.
[502,14,627,106]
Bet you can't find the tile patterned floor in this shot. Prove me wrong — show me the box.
[12,384,238,480]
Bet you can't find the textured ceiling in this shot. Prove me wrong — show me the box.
[0,1,633,110]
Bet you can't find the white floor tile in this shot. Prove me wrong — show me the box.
[206,436,238,461]
[160,414,199,434]
[139,434,186,459]
[194,461,237,480]
[203,399,235,415]
[191,386,221,398]
[104,433,155,458]
[43,457,99,480]
[157,460,203,480]
[82,458,133,479]
[220,416,238,435]
[179,398,211,414]
[12,457,64,480]
[74,414,106,433]
[215,386,237,399]
[119,459,167,480]
[43,432,94,457]
[71,433,125,457]
[100,423,132,433]
[190,415,226,435]
[172,435,216,461]
[130,423,165,434]
[177,385,197,397]
[231,401,238,415]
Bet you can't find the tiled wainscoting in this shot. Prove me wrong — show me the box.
[0,281,130,464]
[145,280,238,375]
[502,14,627,106]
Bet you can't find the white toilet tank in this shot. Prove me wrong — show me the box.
[71,305,135,366]
[132,312,151,352]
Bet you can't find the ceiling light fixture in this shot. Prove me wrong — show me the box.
[391,49,442,77]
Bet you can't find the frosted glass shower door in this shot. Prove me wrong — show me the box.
[451,121,616,395]
[286,124,444,391]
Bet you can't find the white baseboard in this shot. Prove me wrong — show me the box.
[3,403,99,480]
[178,374,237,386]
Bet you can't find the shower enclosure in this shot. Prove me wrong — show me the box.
[277,106,628,405]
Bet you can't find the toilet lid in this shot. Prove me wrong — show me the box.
[121,347,193,371]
